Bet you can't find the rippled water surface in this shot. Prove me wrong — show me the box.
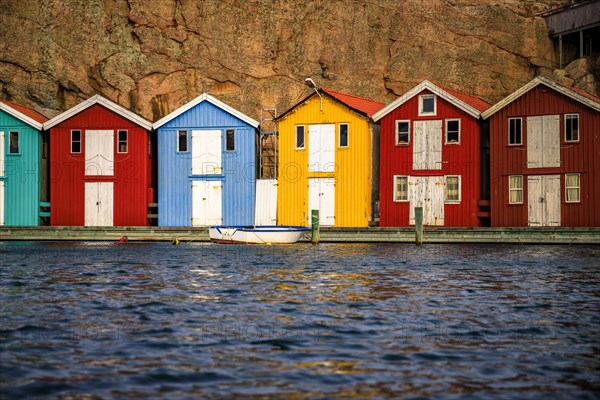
[1,242,599,399]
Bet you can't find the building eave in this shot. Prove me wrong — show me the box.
[0,102,44,130]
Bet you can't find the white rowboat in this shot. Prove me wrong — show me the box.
[209,225,310,244]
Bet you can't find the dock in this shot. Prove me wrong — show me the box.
[1,226,599,244]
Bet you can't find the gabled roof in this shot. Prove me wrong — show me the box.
[153,93,259,129]
[43,95,153,130]
[277,88,384,121]
[0,99,48,130]
[372,80,489,122]
[482,76,600,119]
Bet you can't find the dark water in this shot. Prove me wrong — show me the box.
[1,242,599,399]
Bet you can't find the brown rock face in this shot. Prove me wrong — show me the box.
[0,0,572,120]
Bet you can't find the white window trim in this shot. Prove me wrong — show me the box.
[508,117,522,146]
[565,113,579,143]
[444,175,461,203]
[393,175,409,202]
[395,120,410,146]
[418,94,436,116]
[445,118,461,144]
[71,130,82,154]
[295,125,305,150]
[225,129,235,152]
[117,129,128,154]
[177,130,188,153]
[339,123,349,148]
[508,175,523,204]
[565,173,580,203]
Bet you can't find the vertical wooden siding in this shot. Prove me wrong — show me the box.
[277,95,372,227]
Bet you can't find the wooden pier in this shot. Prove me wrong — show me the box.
[1,226,599,244]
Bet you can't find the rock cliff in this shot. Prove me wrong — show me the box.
[0,0,588,120]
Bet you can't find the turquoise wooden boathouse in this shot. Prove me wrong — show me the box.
[153,93,259,226]
[0,100,48,226]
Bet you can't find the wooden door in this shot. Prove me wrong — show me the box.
[85,130,114,176]
[308,178,335,226]
[408,176,444,226]
[0,181,4,226]
[255,179,278,225]
[192,180,222,226]
[527,115,560,169]
[84,182,114,226]
[0,132,3,226]
[191,130,222,175]
[528,175,561,226]
[308,124,335,172]
[413,120,442,170]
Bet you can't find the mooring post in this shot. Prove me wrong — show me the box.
[415,207,423,245]
[311,209,320,244]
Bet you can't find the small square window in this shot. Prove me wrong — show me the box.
[396,121,410,145]
[9,131,19,154]
[509,175,523,204]
[565,114,579,142]
[509,118,522,145]
[446,119,460,144]
[117,130,128,153]
[296,125,305,149]
[339,123,349,147]
[445,176,460,202]
[226,129,235,152]
[394,176,408,202]
[71,130,81,153]
[178,130,188,152]
[419,94,436,116]
[565,173,580,203]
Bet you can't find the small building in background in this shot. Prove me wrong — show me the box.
[372,81,489,227]
[0,100,48,226]
[483,76,600,227]
[153,93,259,227]
[45,95,154,226]
[276,88,383,227]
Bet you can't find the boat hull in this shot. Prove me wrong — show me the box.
[209,226,310,244]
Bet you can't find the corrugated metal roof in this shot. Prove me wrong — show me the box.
[0,99,48,129]
[320,88,385,117]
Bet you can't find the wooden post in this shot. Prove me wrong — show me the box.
[311,209,320,244]
[559,34,563,69]
[415,207,423,245]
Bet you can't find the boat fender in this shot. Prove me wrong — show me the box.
[119,236,128,243]
[172,238,180,245]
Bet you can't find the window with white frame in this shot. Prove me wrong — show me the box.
[565,114,579,142]
[226,129,235,151]
[445,119,460,144]
[393,176,408,202]
[395,120,410,145]
[295,125,305,149]
[9,131,19,154]
[71,130,81,153]
[339,123,349,147]
[445,176,460,202]
[117,130,128,153]
[178,130,188,152]
[508,117,522,145]
[419,94,436,116]
[509,175,523,204]
[565,173,580,202]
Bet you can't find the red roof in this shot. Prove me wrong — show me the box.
[571,86,600,105]
[436,85,490,113]
[321,88,385,117]
[0,99,48,124]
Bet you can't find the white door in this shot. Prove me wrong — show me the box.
[192,180,222,226]
[255,179,278,225]
[0,131,4,177]
[528,175,561,226]
[84,182,114,226]
[413,120,442,170]
[85,130,114,176]
[191,130,222,175]
[527,115,560,168]
[308,178,335,226]
[408,176,444,226]
[308,124,335,172]
[0,181,4,226]
[0,132,3,226]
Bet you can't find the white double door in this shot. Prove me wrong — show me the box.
[528,175,561,226]
[308,124,335,172]
[85,130,114,176]
[0,131,4,225]
[191,180,222,226]
[308,178,335,226]
[85,182,113,226]
[408,176,444,226]
[191,130,222,175]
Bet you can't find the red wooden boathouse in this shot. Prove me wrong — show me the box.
[372,81,490,227]
[44,95,154,226]
[482,76,600,227]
